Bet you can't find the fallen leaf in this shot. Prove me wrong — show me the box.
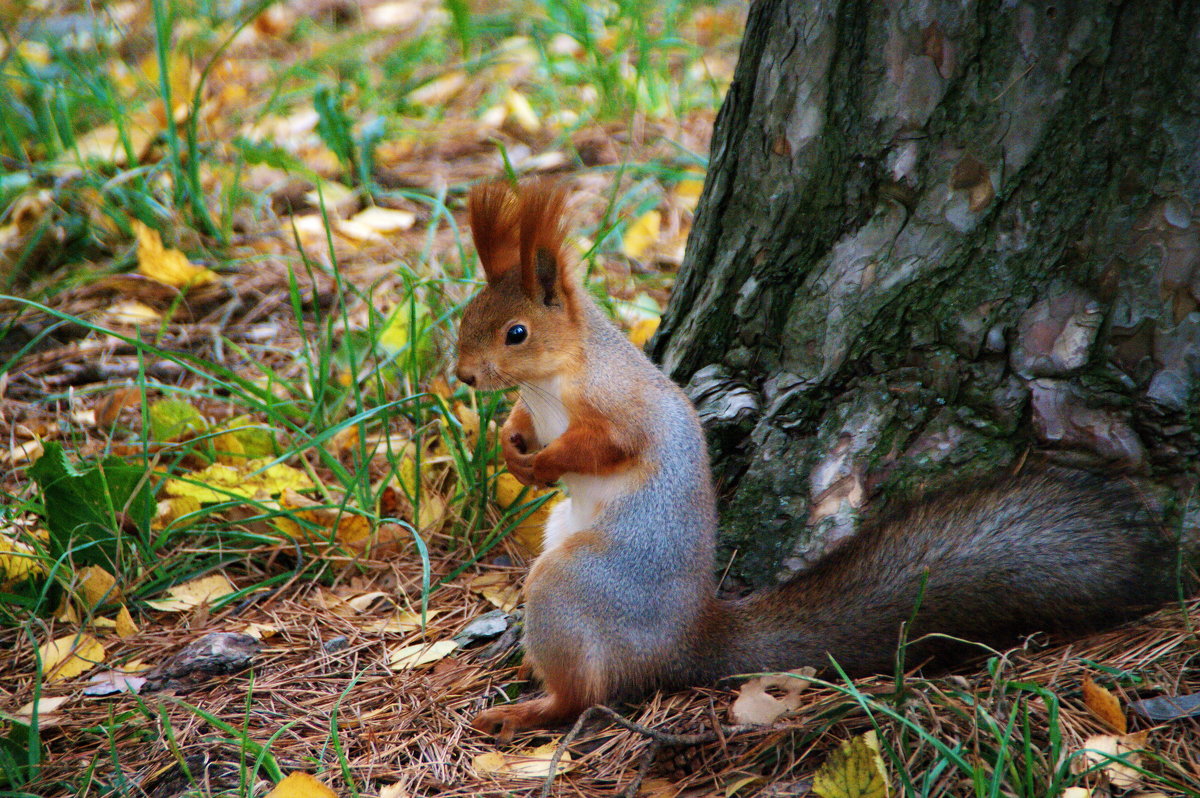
[1128,692,1200,721]
[812,731,889,798]
[410,70,467,106]
[104,300,162,325]
[361,610,439,634]
[149,398,208,441]
[729,668,815,725]
[78,565,122,608]
[1083,676,1127,734]
[38,633,106,682]
[0,532,47,581]
[467,572,521,612]
[491,470,559,555]
[349,205,416,234]
[164,459,314,503]
[94,386,142,428]
[1059,789,1091,798]
[622,210,661,259]
[264,772,338,798]
[114,605,139,638]
[153,495,202,531]
[628,317,660,349]
[83,670,147,697]
[345,591,391,613]
[505,89,540,132]
[3,438,44,466]
[1080,732,1149,790]
[387,640,458,670]
[144,573,238,612]
[134,220,217,289]
[473,740,574,779]
[70,115,158,166]
[725,775,762,797]
[11,696,70,729]
[674,177,705,211]
[234,622,279,640]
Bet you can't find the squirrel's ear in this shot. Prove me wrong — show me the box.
[468,181,520,285]
[517,181,574,309]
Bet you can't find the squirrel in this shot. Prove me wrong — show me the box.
[454,178,1183,740]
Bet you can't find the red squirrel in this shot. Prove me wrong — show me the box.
[454,179,1181,740]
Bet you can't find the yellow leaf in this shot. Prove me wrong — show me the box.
[153,495,202,531]
[144,574,237,612]
[349,206,415,234]
[78,565,121,608]
[1061,789,1092,798]
[674,177,705,212]
[264,772,337,798]
[473,740,574,779]
[1083,676,1127,734]
[115,605,139,638]
[628,317,660,349]
[235,622,278,640]
[409,70,467,106]
[812,731,889,798]
[134,220,217,289]
[387,639,458,670]
[361,610,439,634]
[38,633,106,683]
[468,572,521,612]
[105,300,162,325]
[0,533,46,580]
[2,438,43,466]
[492,471,559,555]
[505,89,540,132]
[69,113,158,166]
[164,459,313,503]
[622,210,661,259]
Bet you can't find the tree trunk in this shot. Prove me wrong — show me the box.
[650,0,1200,589]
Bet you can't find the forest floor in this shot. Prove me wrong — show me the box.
[2,1,1199,797]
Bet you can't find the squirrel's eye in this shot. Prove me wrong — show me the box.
[505,324,528,345]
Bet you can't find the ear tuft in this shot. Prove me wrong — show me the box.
[468,180,520,284]
[517,180,573,308]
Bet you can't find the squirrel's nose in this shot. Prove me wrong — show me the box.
[457,370,476,387]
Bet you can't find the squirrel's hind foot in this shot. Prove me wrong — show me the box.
[473,694,584,741]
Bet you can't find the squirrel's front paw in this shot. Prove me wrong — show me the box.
[530,454,562,488]
[504,443,539,486]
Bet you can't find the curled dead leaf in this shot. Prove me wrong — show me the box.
[468,572,521,612]
[729,668,815,725]
[1079,732,1149,790]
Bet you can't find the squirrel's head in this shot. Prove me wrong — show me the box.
[455,179,583,391]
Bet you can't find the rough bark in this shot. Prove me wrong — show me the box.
[651,0,1200,588]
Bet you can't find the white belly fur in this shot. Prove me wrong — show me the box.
[521,376,569,445]
[520,378,631,553]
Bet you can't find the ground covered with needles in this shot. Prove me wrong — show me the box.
[2,1,1199,796]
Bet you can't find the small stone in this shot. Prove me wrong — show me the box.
[323,636,350,653]
[453,610,511,647]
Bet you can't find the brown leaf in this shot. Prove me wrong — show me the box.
[1083,676,1127,734]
